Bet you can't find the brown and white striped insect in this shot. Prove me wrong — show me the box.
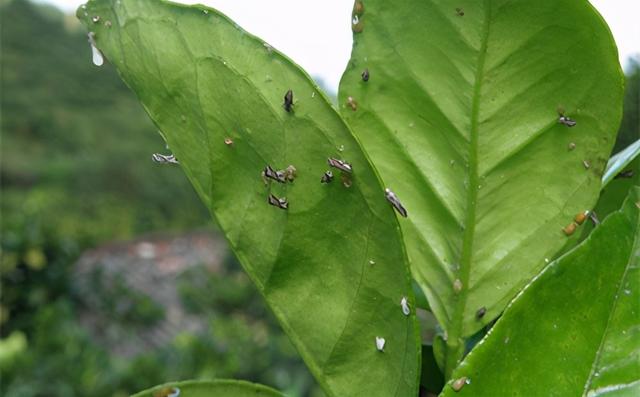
[327,158,353,174]
[283,89,294,112]
[558,115,577,127]
[262,165,286,183]
[152,153,179,164]
[384,188,408,217]
[268,194,288,210]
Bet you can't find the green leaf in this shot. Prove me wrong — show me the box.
[602,139,640,187]
[77,1,420,396]
[339,0,624,374]
[131,380,283,397]
[440,187,640,396]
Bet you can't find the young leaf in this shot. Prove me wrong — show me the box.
[440,187,640,396]
[131,380,283,397]
[77,1,420,396]
[339,0,624,373]
[602,139,640,187]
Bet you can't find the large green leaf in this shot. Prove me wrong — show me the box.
[339,0,624,373]
[440,187,640,396]
[77,1,419,396]
[131,380,283,397]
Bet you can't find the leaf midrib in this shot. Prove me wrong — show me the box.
[445,0,492,376]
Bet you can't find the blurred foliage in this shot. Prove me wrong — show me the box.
[1,1,318,396]
[614,58,639,154]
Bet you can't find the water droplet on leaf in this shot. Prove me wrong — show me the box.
[87,32,104,67]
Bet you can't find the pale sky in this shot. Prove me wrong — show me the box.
[39,0,640,91]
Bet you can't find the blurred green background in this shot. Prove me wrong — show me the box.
[0,1,637,396]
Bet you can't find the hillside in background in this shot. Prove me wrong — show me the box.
[1,1,318,396]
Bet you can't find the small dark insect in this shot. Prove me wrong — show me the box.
[321,170,334,183]
[476,307,486,319]
[327,158,353,174]
[455,7,464,16]
[263,165,286,183]
[283,89,294,112]
[153,387,180,397]
[385,188,408,217]
[152,153,179,164]
[361,68,370,82]
[268,194,288,210]
[615,169,634,179]
[558,115,577,127]
[347,96,358,111]
[563,222,577,236]
[574,211,588,225]
[588,211,600,226]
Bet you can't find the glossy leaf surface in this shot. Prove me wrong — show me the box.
[440,187,640,397]
[602,139,640,187]
[78,1,419,396]
[339,0,624,370]
[131,380,283,397]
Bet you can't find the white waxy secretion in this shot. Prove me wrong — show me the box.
[400,297,410,316]
[375,336,385,352]
[87,32,104,67]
